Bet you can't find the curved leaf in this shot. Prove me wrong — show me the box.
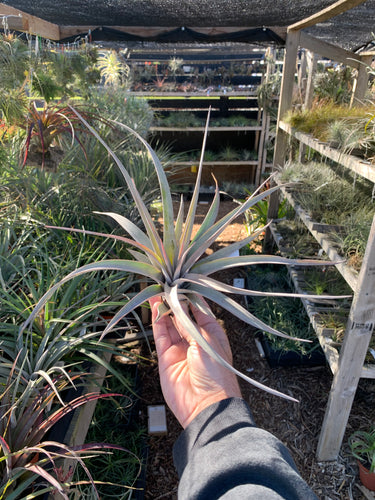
[101,283,163,338]
[68,106,168,272]
[182,184,282,272]
[166,284,298,402]
[19,260,163,337]
[178,109,211,257]
[191,253,333,276]
[181,273,352,301]
[110,117,177,261]
[182,282,309,342]
[46,224,161,268]
[94,211,151,249]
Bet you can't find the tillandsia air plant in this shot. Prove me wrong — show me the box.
[21,108,351,402]
[21,102,94,169]
[0,359,140,499]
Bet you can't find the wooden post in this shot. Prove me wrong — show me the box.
[255,109,267,186]
[261,111,271,175]
[264,30,300,250]
[297,49,307,103]
[350,54,372,107]
[304,51,318,110]
[299,51,318,162]
[273,30,301,172]
[317,213,375,461]
[255,48,274,153]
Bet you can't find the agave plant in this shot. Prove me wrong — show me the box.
[21,109,351,401]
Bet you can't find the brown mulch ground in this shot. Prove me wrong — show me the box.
[135,201,375,500]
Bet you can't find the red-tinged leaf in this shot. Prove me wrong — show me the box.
[25,464,67,497]
[45,224,161,267]
[29,393,123,446]
[0,436,12,476]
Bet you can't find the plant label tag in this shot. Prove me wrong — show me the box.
[233,278,245,288]
[148,405,167,435]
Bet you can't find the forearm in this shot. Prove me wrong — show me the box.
[173,398,318,500]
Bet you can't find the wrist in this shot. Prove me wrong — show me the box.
[182,389,242,429]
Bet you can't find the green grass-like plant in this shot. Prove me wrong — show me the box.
[284,101,373,142]
[21,109,351,402]
[349,427,375,473]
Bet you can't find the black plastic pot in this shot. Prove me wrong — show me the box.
[258,334,327,368]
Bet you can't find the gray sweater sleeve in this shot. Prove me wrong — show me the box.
[173,398,318,500]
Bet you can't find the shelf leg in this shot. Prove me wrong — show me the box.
[317,214,375,461]
[264,30,300,251]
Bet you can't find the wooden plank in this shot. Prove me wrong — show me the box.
[60,349,112,476]
[297,50,307,97]
[273,31,300,169]
[265,30,300,251]
[261,112,271,174]
[279,120,375,184]
[0,3,60,40]
[173,160,259,166]
[270,220,375,380]
[288,0,368,31]
[128,91,257,98]
[269,223,341,374]
[317,213,375,461]
[299,32,361,69]
[360,364,375,378]
[150,126,262,132]
[299,51,318,162]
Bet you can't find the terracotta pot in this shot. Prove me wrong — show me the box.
[358,460,375,491]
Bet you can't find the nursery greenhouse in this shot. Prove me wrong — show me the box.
[1,1,375,498]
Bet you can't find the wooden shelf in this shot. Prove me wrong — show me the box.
[173,160,258,166]
[279,120,375,184]
[150,126,262,132]
[127,91,258,98]
[278,184,359,292]
[269,27,375,463]
[270,221,375,379]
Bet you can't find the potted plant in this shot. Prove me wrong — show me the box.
[349,428,375,491]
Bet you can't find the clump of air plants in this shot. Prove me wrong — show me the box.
[21,109,351,402]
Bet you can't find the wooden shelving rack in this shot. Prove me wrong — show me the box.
[144,93,270,186]
[266,9,375,462]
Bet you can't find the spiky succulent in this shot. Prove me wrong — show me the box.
[21,108,350,401]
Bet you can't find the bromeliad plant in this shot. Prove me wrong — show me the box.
[0,358,140,499]
[21,109,351,401]
[21,102,95,169]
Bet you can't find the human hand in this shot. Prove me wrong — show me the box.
[149,296,242,429]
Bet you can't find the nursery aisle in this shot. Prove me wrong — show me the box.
[137,201,373,500]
